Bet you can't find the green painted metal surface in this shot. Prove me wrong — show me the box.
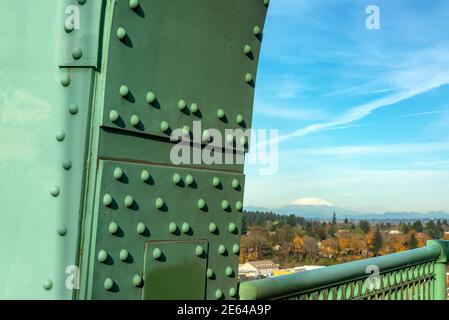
[239,241,449,300]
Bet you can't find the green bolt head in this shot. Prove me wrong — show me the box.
[240,136,248,147]
[182,222,190,234]
[57,225,67,236]
[218,244,226,255]
[109,110,119,122]
[195,245,204,257]
[61,74,71,87]
[98,250,108,263]
[104,278,114,291]
[215,289,223,299]
[160,121,169,132]
[168,222,177,234]
[232,179,240,189]
[217,108,225,119]
[62,159,72,170]
[229,287,237,297]
[236,201,243,211]
[228,223,237,233]
[113,167,123,180]
[50,186,60,197]
[209,222,217,233]
[221,200,229,210]
[153,248,162,260]
[103,194,113,207]
[212,177,221,187]
[226,134,234,145]
[129,0,139,9]
[155,197,164,209]
[119,84,129,97]
[182,125,190,137]
[245,73,253,83]
[146,91,156,104]
[119,249,129,261]
[172,173,181,185]
[124,195,134,208]
[130,114,140,127]
[72,47,82,60]
[55,131,66,141]
[117,27,127,40]
[197,199,206,210]
[185,174,194,186]
[43,279,53,291]
[132,274,142,287]
[206,268,214,279]
[141,170,150,182]
[108,222,119,234]
[69,103,79,115]
[232,244,240,254]
[264,0,270,6]
[225,266,233,277]
[190,103,199,113]
[137,222,146,235]
[253,25,262,36]
[236,114,244,124]
[178,99,187,110]
[243,44,252,55]
[202,130,211,142]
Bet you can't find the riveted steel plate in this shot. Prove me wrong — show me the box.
[144,240,208,300]
[89,160,243,299]
[101,0,267,150]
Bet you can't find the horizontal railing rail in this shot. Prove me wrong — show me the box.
[239,240,449,300]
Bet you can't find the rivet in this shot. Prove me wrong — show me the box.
[62,159,72,170]
[225,266,233,277]
[182,125,190,137]
[228,223,237,233]
[181,222,190,234]
[207,268,214,279]
[119,249,129,261]
[137,222,146,234]
[130,114,140,127]
[245,73,253,83]
[117,27,127,40]
[129,0,139,9]
[240,136,248,146]
[69,103,79,115]
[232,244,240,254]
[221,200,229,210]
[132,274,142,287]
[236,114,244,125]
[113,167,123,180]
[155,197,164,210]
[202,130,211,142]
[160,121,169,132]
[104,278,114,291]
[98,250,108,263]
[226,134,234,144]
[229,287,237,297]
[197,199,206,210]
[146,91,155,104]
[124,195,134,208]
[209,222,217,233]
[185,174,194,186]
[212,177,221,187]
[109,222,119,234]
[218,244,226,255]
[61,74,71,87]
[264,0,270,6]
[103,193,113,207]
[172,173,181,185]
[72,47,83,60]
[56,131,66,141]
[243,44,252,55]
[50,186,60,197]
[217,108,225,119]
[232,179,240,189]
[109,110,119,122]
[77,0,86,5]
[64,23,74,33]
[190,103,199,113]
[195,245,204,257]
[236,201,243,211]
[168,222,177,234]
[215,289,223,299]
[178,99,187,111]
[141,170,150,182]
[43,279,53,291]
[153,248,162,260]
[253,25,262,36]
[119,85,129,97]
[57,225,67,236]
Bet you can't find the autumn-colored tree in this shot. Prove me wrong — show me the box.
[321,237,338,257]
[302,236,319,262]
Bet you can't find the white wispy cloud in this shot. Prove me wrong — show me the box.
[401,110,445,118]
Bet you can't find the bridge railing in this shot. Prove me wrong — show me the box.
[238,240,449,300]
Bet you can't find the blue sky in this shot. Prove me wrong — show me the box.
[244,0,449,213]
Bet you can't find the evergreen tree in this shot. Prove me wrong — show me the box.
[409,233,418,249]
[359,220,371,234]
[331,212,337,225]
[425,220,443,239]
[344,218,349,224]
[371,228,383,256]
[413,220,424,233]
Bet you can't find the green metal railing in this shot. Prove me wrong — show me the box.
[239,240,449,300]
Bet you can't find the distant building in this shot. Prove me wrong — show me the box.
[273,244,282,251]
[271,265,325,277]
[239,260,280,278]
[388,230,402,235]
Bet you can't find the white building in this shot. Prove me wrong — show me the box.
[239,260,280,278]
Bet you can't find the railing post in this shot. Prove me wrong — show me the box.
[427,240,449,300]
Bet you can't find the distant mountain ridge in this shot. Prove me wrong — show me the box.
[244,204,449,221]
